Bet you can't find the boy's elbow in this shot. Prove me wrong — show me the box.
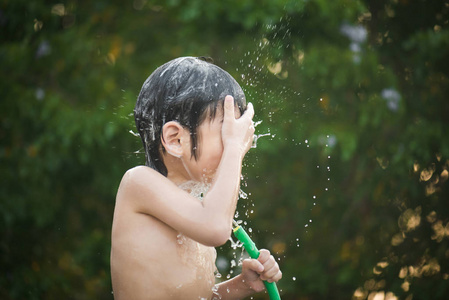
[204,223,232,247]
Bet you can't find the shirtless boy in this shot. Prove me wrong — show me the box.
[111,57,282,299]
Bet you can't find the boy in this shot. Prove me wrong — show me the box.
[111,57,282,299]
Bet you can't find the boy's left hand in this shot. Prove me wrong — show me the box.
[240,249,282,292]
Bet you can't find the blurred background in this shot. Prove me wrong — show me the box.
[1,0,448,299]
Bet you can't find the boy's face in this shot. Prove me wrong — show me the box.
[182,104,242,183]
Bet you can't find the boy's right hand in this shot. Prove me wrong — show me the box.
[222,95,255,155]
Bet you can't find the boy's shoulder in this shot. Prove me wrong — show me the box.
[124,165,161,179]
[118,166,165,194]
[116,165,169,210]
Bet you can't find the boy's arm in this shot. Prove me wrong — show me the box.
[118,96,254,247]
[213,249,282,299]
[213,275,255,299]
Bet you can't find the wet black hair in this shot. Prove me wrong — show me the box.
[134,56,247,176]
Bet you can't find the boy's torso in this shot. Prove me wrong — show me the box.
[111,193,217,299]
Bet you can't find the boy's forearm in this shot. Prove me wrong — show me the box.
[213,275,255,300]
[202,146,243,230]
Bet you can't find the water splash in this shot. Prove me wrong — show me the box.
[128,129,140,137]
[211,285,221,300]
[176,233,186,245]
[178,180,211,201]
[238,188,248,200]
[228,236,243,250]
[251,133,272,148]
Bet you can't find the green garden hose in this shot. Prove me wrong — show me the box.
[232,220,281,300]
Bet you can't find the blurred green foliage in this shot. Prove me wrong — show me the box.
[1,0,448,299]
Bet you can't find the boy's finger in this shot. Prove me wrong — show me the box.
[260,263,279,281]
[272,270,283,282]
[265,270,283,283]
[257,249,271,264]
[261,255,276,271]
[224,95,235,120]
[242,102,255,120]
[242,258,264,273]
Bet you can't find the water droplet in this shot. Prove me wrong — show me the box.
[230,259,236,268]
[176,234,186,244]
[239,189,248,199]
[293,277,296,281]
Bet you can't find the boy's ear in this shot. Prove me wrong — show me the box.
[161,121,185,158]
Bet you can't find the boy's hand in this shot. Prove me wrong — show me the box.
[222,95,255,155]
[240,249,282,293]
